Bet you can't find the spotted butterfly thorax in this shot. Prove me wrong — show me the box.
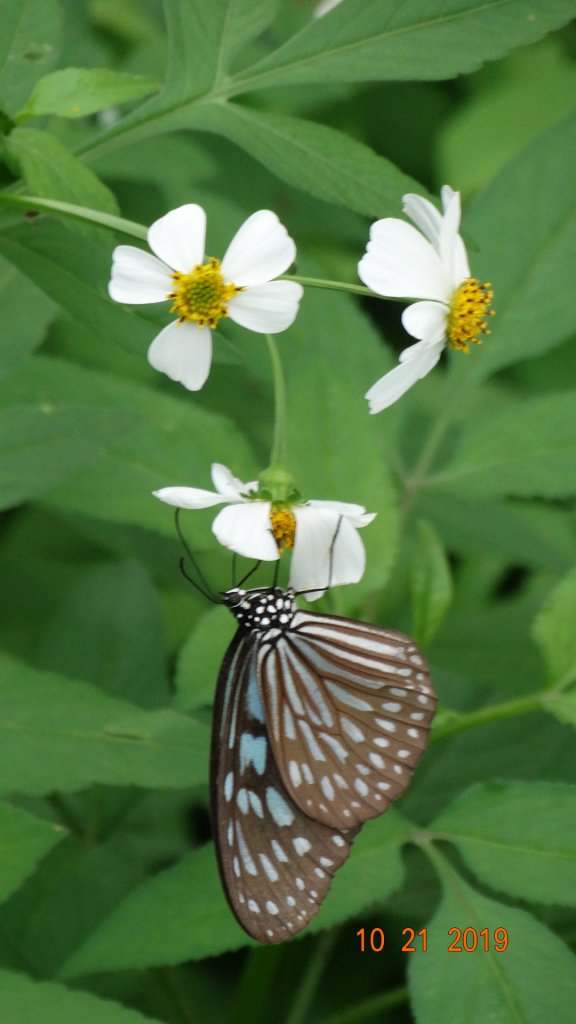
[211,585,436,944]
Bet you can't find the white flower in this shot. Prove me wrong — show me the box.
[358,186,494,413]
[314,0,344,15]
[108,205,303,391]
[153,463,375,600]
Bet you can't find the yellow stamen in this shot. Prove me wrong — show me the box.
[270,506,296,554]
[448,278,494,353]
[167,257,241,329]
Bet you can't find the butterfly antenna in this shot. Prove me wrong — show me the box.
[174,509,220,604]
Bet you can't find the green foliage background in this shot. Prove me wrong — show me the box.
[1,1,576,1021]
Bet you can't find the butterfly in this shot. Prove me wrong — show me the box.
[211,585,436,944]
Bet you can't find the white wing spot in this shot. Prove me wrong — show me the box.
[376,719,397,733]
[356,763,370,776]
[369,752,386,769]
[236,788,249,814]
[286,895,296,907]
[247,899,260,914]
[301,763,314,784]
[340,717,366,742]
[354,778,369,796]
[289,761,302,787]
[320,857,333,868]
[293,836,312,855]
[418,694,430,705]
[393,764,403,775]
[321,776,336,801]
[390,688,408,697]
[266,900,279,915]
[259,853,279,882]
[397,749,411,759]
[266,787,295,826]
[332,834,345,847]
[233,857,241,878]
[381,701,402,713]
[295,877,305,891]
[315,867,326,879]
[377,781,391,791]
[224,772,234,802]
[374,736,390,748]
[333,773,348,789]
[249,791,264,818]
[407,728,420,739]
[271,839,288,863]
[227,822,234,846]
[410,711,425,721]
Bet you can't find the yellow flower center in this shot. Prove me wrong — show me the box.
[167,257,241,329]
[448,278,495,353]
[270,506,296,553]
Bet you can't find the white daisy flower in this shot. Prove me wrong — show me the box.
[108,205,303,391]
[358,186,494,413]
[154,463,375,599]
[314,0,344,16]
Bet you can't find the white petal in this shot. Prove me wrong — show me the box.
[212,502,279,560]
[358,219,451,301]
[228,281,303,333]
[365,340,444,413]
[152,486,226,509]
[211,463,257,502]
[147,204,206,272]
[307,499,376,528]
[401,300,448,343]
[147,321,212,391]
[402,193,443,249]
[108,246,172,304]
[290,508,366,599]
[221,211,296,286]
[437,188,470,287]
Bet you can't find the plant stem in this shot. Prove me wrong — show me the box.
[317,986,408,1024]
[0,192,148,240]
[264,333,288,468]
[285,931,336,1024]
[431,692,545,744]
[281,274,376,298]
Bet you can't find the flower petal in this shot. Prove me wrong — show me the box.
[221,210,296,286]
[147,321,212,391]
[108,246,172,304]
[147,204,206,272]
[228,281,303,333]
[212,502,279,560]
[307,499,376,528]
[290,508,366,599]
[365,339,444,413]
[358,219,451,302]
[152,486,226,509]
[402,193,443,249]
[401,300,448,344]
[437,188,470,287]
[211,463,257,502]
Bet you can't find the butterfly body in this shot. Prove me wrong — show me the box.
[211,587,435,943]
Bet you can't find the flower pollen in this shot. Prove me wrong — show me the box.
[448,278,494,353]
[270,506,296,554]
[168,257,241,329]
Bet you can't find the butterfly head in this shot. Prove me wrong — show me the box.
[222,587,296,633]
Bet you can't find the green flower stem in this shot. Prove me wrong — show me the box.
[285,931,337,1024]
[0,192,148,241]
[281,273,394,300]
[264,333,289,469]
[431,691,546,744]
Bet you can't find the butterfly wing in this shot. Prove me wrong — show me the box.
[257,611,436,830]
[211,629,358,944]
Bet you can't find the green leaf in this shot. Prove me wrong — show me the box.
[4,127,118,214]
[0,254,55,383]
[62,809,410,974]
[17,67,159,120]
[0,969,169,1024]
[0,652,209,796]
[0,0,61,117]
[457,110,576,382]
[0,803,66,906]
[0,354,256,536]
[544,687,576,731]
[532,566,576,689]
[0,221,154,357]
[38,561,168,708]
[432,782,576,907]
[410,519,453,647]
[184,104,422,218]
[0,403,134,512]
[175,604,233,711]
[231,0,576,91]
[408,865,576,1023]
[217,0,281,72]
[432,393,576,499]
